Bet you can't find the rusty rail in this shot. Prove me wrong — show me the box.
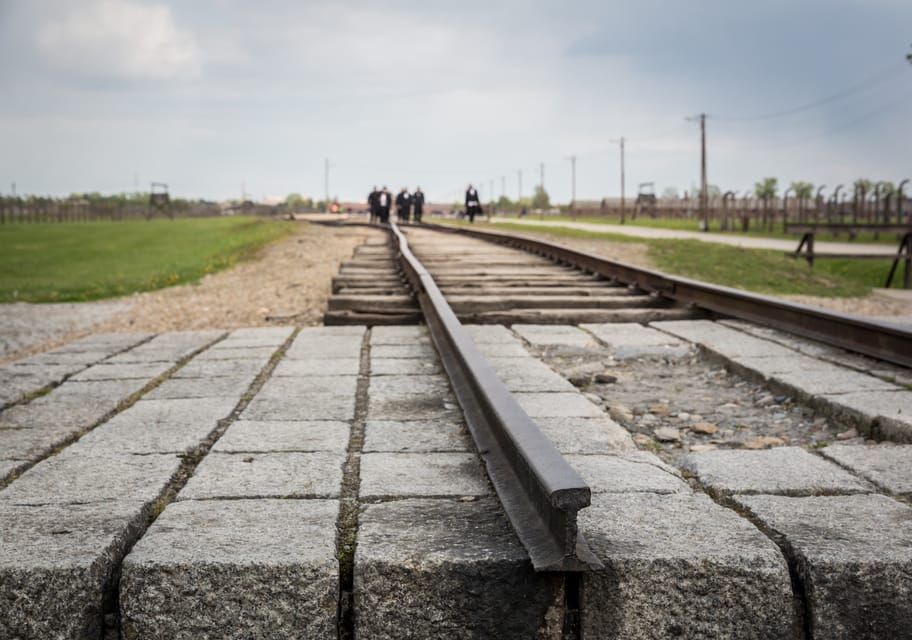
[420,222,912,369]
[388,222,602,572]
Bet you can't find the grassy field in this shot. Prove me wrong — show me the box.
[445,220,901,297]
[495,214,905,244]
[0,217,296,302]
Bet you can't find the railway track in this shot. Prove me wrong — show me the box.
[324,219,912,574]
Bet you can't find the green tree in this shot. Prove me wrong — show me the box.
[661,186,680,200]
[496,195,513,209]
[790,181,814,200]
[531,185,550,209]
[285,193,304,207]
[754,177,778,200]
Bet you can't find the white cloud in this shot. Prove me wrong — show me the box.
[35,0,200,80]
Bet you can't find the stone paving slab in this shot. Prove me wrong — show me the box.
[360,452,490,499]
[512,323,597,348]
[213,420,350,453]
[771,365,901,396]
[354,497,561,640]
[285,336,364,360]
[178,452,345,500]
[820,444,912,494]
[369,343,437,359]
[193,346,278,360]
[724,353,838,381]
[682,446,872,496]
[172,357,269,379]
[485,356,577,392]
[121,499,339,639]
[371,325,431,344]
[368,373,451,396]
[735,494,912,639]
[143,375,254,399]
[582,322,687,347]
[815,389,912,442]
[105,331,223,363]
[72,396,239,455]
[0,500,149,639]
[243,393,356,421]
[474,340,538,357]
[369,357,443,376]
[652,319,797,359]
[567,451,688,494]
[13,349,121,367]
[535,416,635,453]
[363,419,472,453]
[513,391,605,418]
[255,374,358,398]
[219,326,296,342]
[580,492,795,639]
[367,392,462,421]
[71,361,173,382]
[47,378,149,402]
[272,357,360,377]
[0,449,182,505]
[462,324,520,343]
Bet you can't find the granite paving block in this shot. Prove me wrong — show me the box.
[363,419,471,453]
[371,325,431,344]
[0,458,22,479]
[368,374,451,396]
[143,376,254,400]
[582,322,686,347]
[106,331,223,363]
[369,357,442,376]
[49,332,150,353]
[474,341,533,357]
[681,447,872,496]
[213,420,350,453]
[0,424,80,461]
[223,326,296,342]
[285,336,363,359]
[771,366,900,396]
[0,501,149,640]
[71,361,173,381]
[513,392,605,418]
[193,346,277,360]
[243,393,355,421]
[462,324,519,343]
[580,492,795,639]
[735,494,912,639]
[512,324,596,348]
[0,450,181,505]
[121,499,339,639]
[177,452,344,499]
[367,392,461,421]
[47,378,149,402]
[297,325,366,337]
[370,344,437,359]
[566,452,688,494]
[535,416,634,453]
[726,353,836,381]
[172,357,268,378]
[355,497,561,640]
[19,350,119,366]
[272,357,360,377]
[652,320,797,359]
[820,444,912,494]
[103,396,238,431]
[816,389,912,442]
[71,412,221,455]
[359,452,490,499]
[255,374,358,398]
[485,356,577,392]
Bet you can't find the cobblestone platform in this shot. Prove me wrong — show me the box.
[1,321,910,638]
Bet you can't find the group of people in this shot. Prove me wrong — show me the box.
[368,186,425,224]
[366,183,485,224]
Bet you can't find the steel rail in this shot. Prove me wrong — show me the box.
[388,222,602,572]
[419,222,912,369]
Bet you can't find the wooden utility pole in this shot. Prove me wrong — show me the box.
[570,155,576,207]
[611,137,626,223]
[518,169,522,202]
[687,113,709,230]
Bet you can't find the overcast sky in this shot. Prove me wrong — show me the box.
[1,0,910,203]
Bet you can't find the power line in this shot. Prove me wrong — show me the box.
[715,61,907,123]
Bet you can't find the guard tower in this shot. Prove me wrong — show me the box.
[149,182,173,219]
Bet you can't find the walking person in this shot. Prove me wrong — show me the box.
[412,187,425,223]
[377,186,392,224]
[396,187,412,223]
[465,184,481,223]
[367,185,380,223]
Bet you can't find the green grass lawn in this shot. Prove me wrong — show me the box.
[0,216,296,302]
[442,220,902,297]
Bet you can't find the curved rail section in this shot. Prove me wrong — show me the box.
[389,222,602,572]
[421,223,912,369]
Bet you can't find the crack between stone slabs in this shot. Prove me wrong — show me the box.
[680,475,812,640]
[0,332,229,490]
[103,327,301,636]
[0,333,157,413]
[336,328,371,640]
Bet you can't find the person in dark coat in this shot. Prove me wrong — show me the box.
[367,186,380,223]
[412,187,425,222]
[377,186,392,223]
[396,187,412,223]
[465,184,481,223]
